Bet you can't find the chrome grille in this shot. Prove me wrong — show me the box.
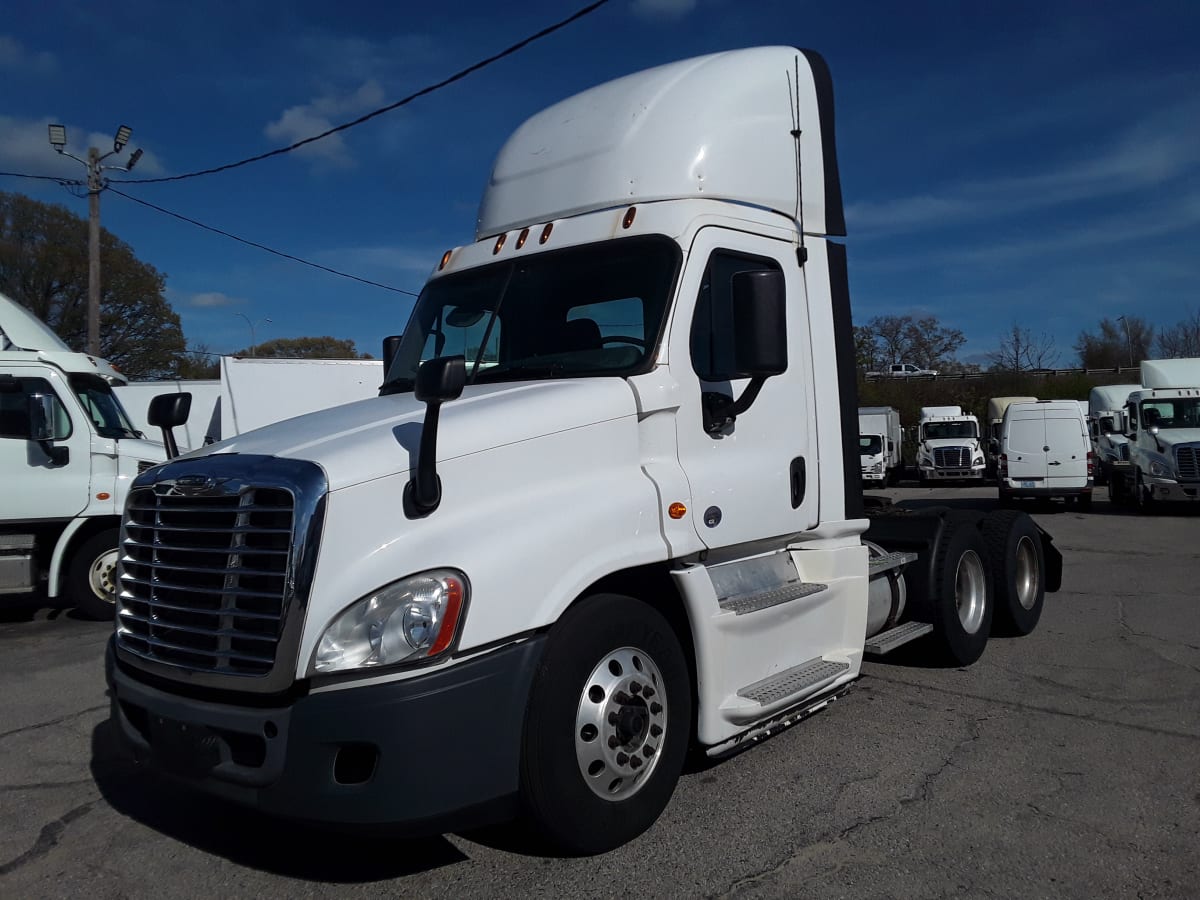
[933,446,971,469]
[1177,446,1200,482]
[117,486,293,676]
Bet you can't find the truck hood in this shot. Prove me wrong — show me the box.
[1152,429,1200,452]
[922,437,979,450]
[197,378,639,491]
[117,437,168,463]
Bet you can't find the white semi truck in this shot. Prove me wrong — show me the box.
[916,405,986,483]
[0,293,169,618]
[1087,383,1139,492]
[1115,359,1200,512]
[105,48,1061,853]
[858,406,902,485]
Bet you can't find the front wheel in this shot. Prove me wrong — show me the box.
[520,594,691,854]
[1134,470,1156,515]
[66,528,121,620]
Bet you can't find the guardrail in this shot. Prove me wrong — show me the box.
[862,366,1142,382]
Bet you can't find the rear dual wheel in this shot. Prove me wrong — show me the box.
[926,521,993,666]
[981,510,1045,636]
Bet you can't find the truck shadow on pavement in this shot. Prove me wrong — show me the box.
[89,719,470,881]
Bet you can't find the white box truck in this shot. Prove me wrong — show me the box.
[118,357,384,452]
[1116,359,1200,513]
[1087,383,1139,493]
[0,293,170,618]
[916,405,986,482]
[857,406,902,485]
[997,400,1093,509]
[104,48,1062,853]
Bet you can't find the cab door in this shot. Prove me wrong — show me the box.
[0,367,90,521]
[669,228,818,549]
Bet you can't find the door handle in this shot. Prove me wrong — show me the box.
[790,457,806,509]
[1048,461,1061,466]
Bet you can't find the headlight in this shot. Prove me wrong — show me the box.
[872,462,883,473]
[313,569,468,675]
[1149,459,1170,477]
[973,456,984,465]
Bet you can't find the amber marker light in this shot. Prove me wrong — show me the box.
[95,492,111,501]
[539,223,554,244]
[438,250,452,270]
[493,233,506,255]
[668,502,687,520]
[516,228,530,250]
[622,206,637,229]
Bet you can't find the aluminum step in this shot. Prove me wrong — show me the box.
[868,550,918,576]
[718,580,827,615]
[737,658,850,706]
[864,621,933,656]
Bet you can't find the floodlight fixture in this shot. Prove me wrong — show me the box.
[114,124,132,153]
[48,124,67,151]
[127,148,144,171]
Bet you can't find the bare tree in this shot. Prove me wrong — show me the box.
[1155,308,1200,358]
[987,324,1060,372]
[1074,316,1154,368]
[862,314,967,370]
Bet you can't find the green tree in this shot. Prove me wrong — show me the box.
[1074,316,1154,369]
[0,191,185,377]
[234,336,372,359]
[177,343,221,379]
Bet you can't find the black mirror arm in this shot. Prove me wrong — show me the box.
[159,426,179,460]
[405,401,444,516]
[703,376,767,436]
[38,440,69,466]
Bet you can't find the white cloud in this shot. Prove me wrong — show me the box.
[631,0,698,19]
[186,292,245,309]
[0,35,56,74]
[0,115,165,179]
[318,244,441,277]
[264,80,386,171]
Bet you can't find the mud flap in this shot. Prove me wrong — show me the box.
[1037,526,1063,593]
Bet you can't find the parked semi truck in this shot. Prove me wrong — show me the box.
[105,48,1061,853]
[916,405,986,483]
[0,293,167,618]
[858,406,902,485]
[1115,359,1200,512]
[118,356,384,452]
[1087,383,1139,492]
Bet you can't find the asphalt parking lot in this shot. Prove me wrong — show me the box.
[1,485,1197,899]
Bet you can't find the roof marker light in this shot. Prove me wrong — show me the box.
[539,223,554,244]
[516,227,530,250]
[439,250,452,271]
[622,206,637,229]
[493,233,506,255]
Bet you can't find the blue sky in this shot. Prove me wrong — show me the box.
[2,0,1197,366]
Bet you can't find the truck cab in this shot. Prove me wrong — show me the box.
[1,294,165,617]
[916,405,985,482]
[1086,383,1138,491]
[1122,360,1200,512]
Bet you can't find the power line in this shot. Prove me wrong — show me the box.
[108,187,420,297]
[0,170,83,185]
[114,0,612,186]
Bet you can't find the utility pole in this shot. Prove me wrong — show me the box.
[48,124,143,356]
[1116,315,1133,369]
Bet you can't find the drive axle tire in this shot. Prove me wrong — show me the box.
[520,593,691,855]
[981,510,1045,636]
[927,521,993,666]
[1134,470,1156,515]
[67,528,121,621]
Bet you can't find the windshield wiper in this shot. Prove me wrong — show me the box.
[469,362,565,384]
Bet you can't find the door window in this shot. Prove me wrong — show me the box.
[0,377,71,440]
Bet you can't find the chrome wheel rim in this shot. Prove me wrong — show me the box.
[1014,536,1039,611]
[88,548,119,603]
[955,549,987,634]
[574,646,667,801]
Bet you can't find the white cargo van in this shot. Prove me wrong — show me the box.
[998,400,1093,508]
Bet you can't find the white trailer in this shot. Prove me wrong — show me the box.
[0,293,167,618]
[105,48,1061,853]
[916,405,986,483]
[1113,359,1200,512]
[858,406,902,485]
[117,357,383,451]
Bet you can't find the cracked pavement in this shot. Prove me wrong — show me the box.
[1,486,1197,898]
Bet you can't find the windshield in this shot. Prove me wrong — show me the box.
[859,435,883,456]
[922,421,978,440]
[1140,398,1200,430]
[69,374,140,439]
[382,237,679,392]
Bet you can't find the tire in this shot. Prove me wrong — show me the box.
[926,521,993,665]
[1076,493,1093,513]
[66,528,120,620]
[520,593,691,854]
[1107,475,1124,505]
[981,510,1045,636]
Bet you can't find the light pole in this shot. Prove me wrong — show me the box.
[234,313,272,357]
[1116,315,1133,369]
[48,124,144,356]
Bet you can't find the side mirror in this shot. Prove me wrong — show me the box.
[28,394,69,465]
[888,440,895,452]
[405,356,466,518]
[731,270,787,377]
[148,391,193,459]
[1099,416,1114,435]
[382,334,403,373]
